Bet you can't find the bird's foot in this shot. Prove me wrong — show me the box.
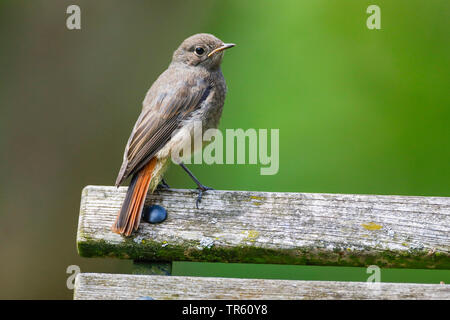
[156,179,171,190]
[195,185,214,209]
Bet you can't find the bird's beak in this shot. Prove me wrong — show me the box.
[208,43,236,57]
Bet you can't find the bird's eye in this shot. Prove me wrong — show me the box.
[195,47,205,56]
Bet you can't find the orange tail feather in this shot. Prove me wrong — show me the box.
[112,157,157,236]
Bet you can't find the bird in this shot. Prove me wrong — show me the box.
[112,33,235,236]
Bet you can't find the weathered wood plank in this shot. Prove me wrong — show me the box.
[74,273,450,300]
[77,185,450,268]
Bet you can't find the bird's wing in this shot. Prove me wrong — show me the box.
[115,75,211,186]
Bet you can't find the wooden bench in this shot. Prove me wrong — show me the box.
[74,185,450,300]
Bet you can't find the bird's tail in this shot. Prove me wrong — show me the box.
[112,157,157,236]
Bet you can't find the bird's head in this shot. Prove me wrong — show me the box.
[172,33,235,70]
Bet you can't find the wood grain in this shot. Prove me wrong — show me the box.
[74,273,450,300]
[77,185,450,268]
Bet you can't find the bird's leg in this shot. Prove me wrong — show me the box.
[157,178,171,190]
[179,163,214,208]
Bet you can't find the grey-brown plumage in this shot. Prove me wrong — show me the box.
[112,33,235,236]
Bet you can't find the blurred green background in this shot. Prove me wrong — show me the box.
[0,0,449,299]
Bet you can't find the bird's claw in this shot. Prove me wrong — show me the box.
[195,185,214,209]
[157,179,171,190]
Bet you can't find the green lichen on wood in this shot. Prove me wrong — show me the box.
[77,236,450,269]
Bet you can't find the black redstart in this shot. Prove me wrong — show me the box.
[112,33,235,236]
